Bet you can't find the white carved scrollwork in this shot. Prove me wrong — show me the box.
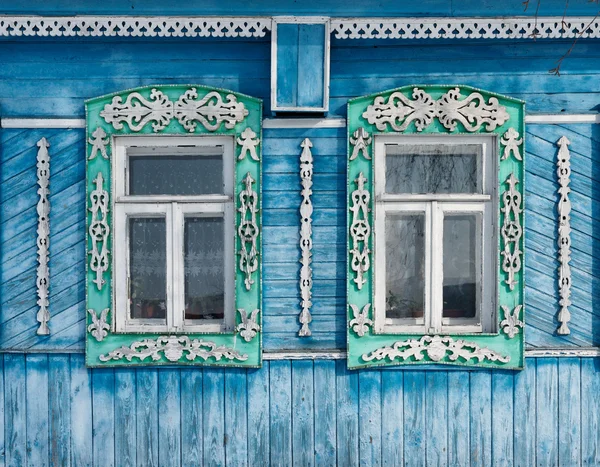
[500,305,524,339]
[100,88,173,132]
[87,308,110,342]
[349,303,373,337]
[349,128,371,160]
[299,138,314,336]
[88,127,110,160]
[99,336,248,363]
[363,87,509,133]
[500,173,523,291]
[89,172,110,291]
[36,137,51,336]
[556,136,572,335]
[362,335,510,364]
[236,308,261,342]
[238,172,259,291]
[500,128,523,161]
[349,172,371,290]
[174,88,248,132]
[237,127,260,161]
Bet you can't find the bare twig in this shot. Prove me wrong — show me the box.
[549,12,599,75]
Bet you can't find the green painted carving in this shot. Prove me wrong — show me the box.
[347,85,524,370]
[85,85,262,367]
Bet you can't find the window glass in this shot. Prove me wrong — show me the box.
[129,217,167,321]
[385,144,481,194]
[385,214,426,323]
[129,148,224,195]
[184,217,225,321]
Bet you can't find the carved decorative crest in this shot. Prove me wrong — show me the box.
[174,88,248,132]
[363,87,509,133]
[88,172,110,291]
[556,136,572,335]
[237,127,261,161]
[349,303,373,337]
[87,308,110,342]
[238,172,259,291]
[500,173,523,291]
[500,128,523,161]
[362,335,510,364]
[236,308,261,342]
[500,305,524,339]
[299,139,314,336]
[36,137,51,335]
[99,336,248,363]
[349,172,371,290]
[88,127,110,160]
[101,88,173,132]
[349,127,371,160]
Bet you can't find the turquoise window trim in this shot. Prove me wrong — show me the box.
[85,85,262,367]
[347,85,525,370]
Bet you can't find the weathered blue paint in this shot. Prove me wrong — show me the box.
[0,355,596,466]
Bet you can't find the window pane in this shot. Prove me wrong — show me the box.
[184,217,225,321]
[129,217,167,321]
[386,144,481,194]
[129,148,224,195]
[443,214,480,320]
[385,214,425,322]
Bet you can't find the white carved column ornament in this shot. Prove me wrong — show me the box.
[89,172,110,291]
[500,128,523,161]
[236,308,261,342]
[349,127,371,160]
[349,172,371,290]
[500,173,523,291]
[349,303,373,337]
[237,127,260,161]
[87,308,110,342]
[500,305,524,338]
[88,127,110,160]
[299,138,314,336]
[238,172,259,291]
[36,137,51,335]
[556,136,572,335]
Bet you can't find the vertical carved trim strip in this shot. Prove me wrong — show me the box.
[556,136,572,335]
[349,172,371,290]
[299,138,314,336]
[36,137,51,335]
[500,173,523,291]
[238,172,259,291]
[89,172,110,291]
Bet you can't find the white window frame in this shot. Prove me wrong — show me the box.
[373,135,497,335]
[113,135,235,334]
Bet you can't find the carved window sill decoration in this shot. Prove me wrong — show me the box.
[85,85,262,368]
[347,85,525,370]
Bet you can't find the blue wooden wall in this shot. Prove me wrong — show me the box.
[0,354,598,467]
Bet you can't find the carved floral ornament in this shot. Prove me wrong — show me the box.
[299,139,314,337]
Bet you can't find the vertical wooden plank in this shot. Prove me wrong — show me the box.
[536,358,558,466]
[381,370,403,467]
[336,360,359,467]
[203,368,225,467]
[115,369,136,467]
[491,372,514,466]
[514,360,536,467]
[225,369,248,467]
[581,358,600,466]
[470,371,492,467]
[275,23,299,108]
[136,369,158,467]
[425,372,448,467]
[92,368,115,467]
[558,358,581,466]
[314,361,336,467]
[297,23,325,108]
[70,355,92,467]
[49,355,70,467]
[292,361,314,467]
[247,365,270,467]
[4,354,26,467]
[26,354,49,467]
[403,371,425,467]
[448,372,470,467]
[181,369,203,466]
[358,370,381,467]
[269,360,292,467]
[158,370,181,467]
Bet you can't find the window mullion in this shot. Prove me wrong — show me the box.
[429,201,443,334]
[170,202,184,332]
